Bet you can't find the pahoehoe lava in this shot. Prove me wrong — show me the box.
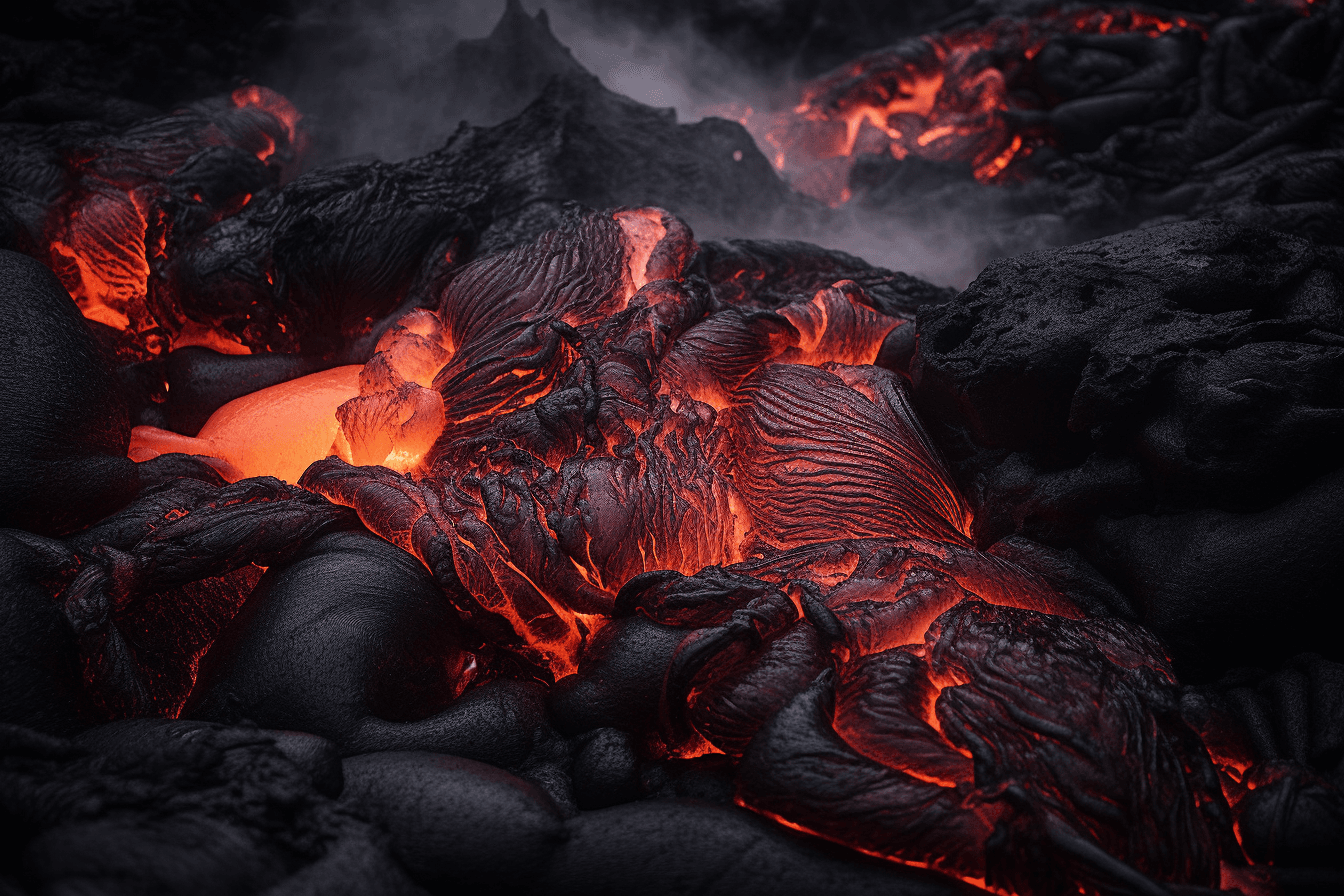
[3,2,1344,895]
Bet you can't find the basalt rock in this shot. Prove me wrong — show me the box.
[0,249,135,534]
[0,2,289,113]
[340,751,568,891]
[0,531,88,733]
[690,238,957,318]
[912,219,1344,678]
[532,799,975,896]
[151,69,797,367]
[0,718,414,896]
[0,250,222,534]
[186,531,476,745]
[186,529,574,788]
[56,477,356,719]
[845,3,1344,280]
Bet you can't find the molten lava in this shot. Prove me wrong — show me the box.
[44,197,1277,895]
[36,88,304,357]
[739,6,1210,204]
[129,365,363,482]
[20,41,1313,889]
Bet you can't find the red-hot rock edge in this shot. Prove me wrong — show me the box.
[742,6,1209,204]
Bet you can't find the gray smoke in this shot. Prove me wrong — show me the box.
[265,0,1055,288]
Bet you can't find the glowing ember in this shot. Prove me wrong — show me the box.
[230,85,304,161]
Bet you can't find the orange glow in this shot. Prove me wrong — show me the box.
[95,202,1264,889]
[172,320,253,355]
[231,85,302,160]
[613,207,668,300]
[745,803,994,892]
[48,191,150,333]
[130,366,362,482]
[739,6,1209,205]
[37,86,306,355]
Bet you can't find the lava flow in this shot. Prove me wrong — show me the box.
[6,3,1333,885]
[88,196,1273,894]
[737,5,1217,204]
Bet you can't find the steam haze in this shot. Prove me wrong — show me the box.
[265,0,1037,288]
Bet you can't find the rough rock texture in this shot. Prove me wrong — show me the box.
[1181,653,1344,889]
[0,250,221,534]
[690,238,958,319]
[25,207,1336,892]
[5,4,1344,893]
[0,249,135,533]
[340,751,568,890]
[164,70,794,358]
[0,719,417,896]
[530,799,975,896]
[0,87,302,363]
[186,530,575,802]
[54,477,355,719]
[186,530,477,741]
[845,2,1344,281]
[0,1,288,113]
[0,718,975,896]
[1186,653,1344,789]
[913,219,1344,679]
[0,532,88,734]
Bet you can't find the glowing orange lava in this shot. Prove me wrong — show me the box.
[38,87,306,354]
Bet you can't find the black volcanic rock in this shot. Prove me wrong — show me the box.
[569,727,643,809]
[533,799,975,896]
[1,718,418,896]
[0,532,87,734]
[1186,653,1344,787]
[912,219,1344,677]
[340,751,567,891]
[0,249,135,534]
[186,530,472,736]
[1092,469,1344,680]
[416,71,796,250]
[185,529,576,803]
[848,4,1344,278]
[446,0,590,128]
[49,476,351,720]
[159,155,475,358]
[549,615,687,739]
[0,1,289,114]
